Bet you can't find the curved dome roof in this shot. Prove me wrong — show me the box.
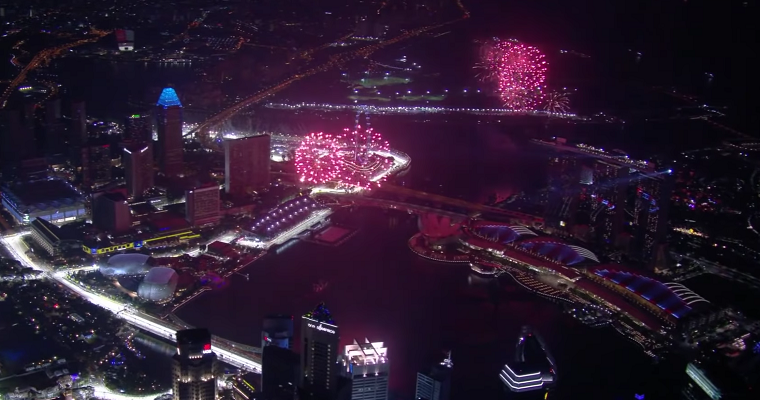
[517,239,599,265]
[418,213,462,239]
[471,223,537,244]
[138,267,178,303]
[593,269,706,319]
[100,253,154,276]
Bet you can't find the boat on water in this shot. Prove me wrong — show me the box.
[499,326,557,393]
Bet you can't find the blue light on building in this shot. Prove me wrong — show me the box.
[157,88,182,108]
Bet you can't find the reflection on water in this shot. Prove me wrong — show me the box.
[178,208,666,399]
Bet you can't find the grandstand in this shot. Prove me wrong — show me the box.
[516,238,600,265]
[589,268,709,321]
[248,195,325,239]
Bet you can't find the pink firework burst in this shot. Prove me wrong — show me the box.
[479,39,547,111]
[295,132,343,185]
[295,127,394,190]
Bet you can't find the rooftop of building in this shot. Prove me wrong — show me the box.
[303,302,336,325]
[143,266,178,285]
[176,328,211,345]
[1,179,84,210]
[156,87,182,108]
[147,212,190,232]
[591,268,709,319]
[98,192,128,203]
[32,218,82,242]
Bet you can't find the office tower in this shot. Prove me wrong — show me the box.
[156,88,184,177]
[262,314,294,349]
[415,353,452,400]
[45,99,61,122]
[588,160,628,246]
[81,144,112,189]
[301,303,340,399]
[262,344,299,400]
[22,102,37,143]
[340,339,389,400]
[124,114,153,144]
[173,329,218,400]
[123,143,154,200]
[499,327,556,393]
[0,109,28,172]
[224,135,271,196]
[185,184,221,227]
[44,99,65,155]
[81,144,112,190]
[633,171,674,267]
[92,192,131,233]
[70,100,87,145]
[544,153,581,233]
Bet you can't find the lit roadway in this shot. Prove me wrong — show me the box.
[0,28,110,109]
[0,233,262,373]
[186,2,470,138]
[675,253,760,291]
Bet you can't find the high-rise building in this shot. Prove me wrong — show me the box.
[587,160,628,247]
[92,192,131,233]
[633,171,674,267]
[44,99,64,154]
[339,339,389,400]
[415,353,452,400]
[0,109,29,173]
[173,329,218,400]
[262,314,294,349]
[70,100,87,145]
[301,303,340,399]
[156,88,184,177]
[123,143,154,200]
[262,344,299,400]
[224,135,271,196]
[81,144,112,190]
[124,114,153,144]
[185,185,220,227]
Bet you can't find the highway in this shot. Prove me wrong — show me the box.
[1,28,110,109]
[187,3,470,139]
[0,233,262,373]
[676,253,760,291]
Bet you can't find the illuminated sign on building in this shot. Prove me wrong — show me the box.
[202,343,212,354]
[82,231,197,254]
[308,322,336,334]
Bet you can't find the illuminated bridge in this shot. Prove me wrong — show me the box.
[185,3,469,140]
[373,184,544,228]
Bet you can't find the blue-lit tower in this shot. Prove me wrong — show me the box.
[156,88,184,177]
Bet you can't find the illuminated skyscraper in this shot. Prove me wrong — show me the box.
[173,329,218,400]
[123,143,154,200]
[92,192,131,233]
[70,100,87,145]
[301,303,339,399]
[340,339,390,400]
[415,353,452,400]
[224,135,271,196]
[634,171,674,267]
[262,314,294,349]
[0,109,29,173]
[156,88,184,177]
[44,99,65,155]
[185,184,220,227]
[124,114,153,144]
[81,144,112,190]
